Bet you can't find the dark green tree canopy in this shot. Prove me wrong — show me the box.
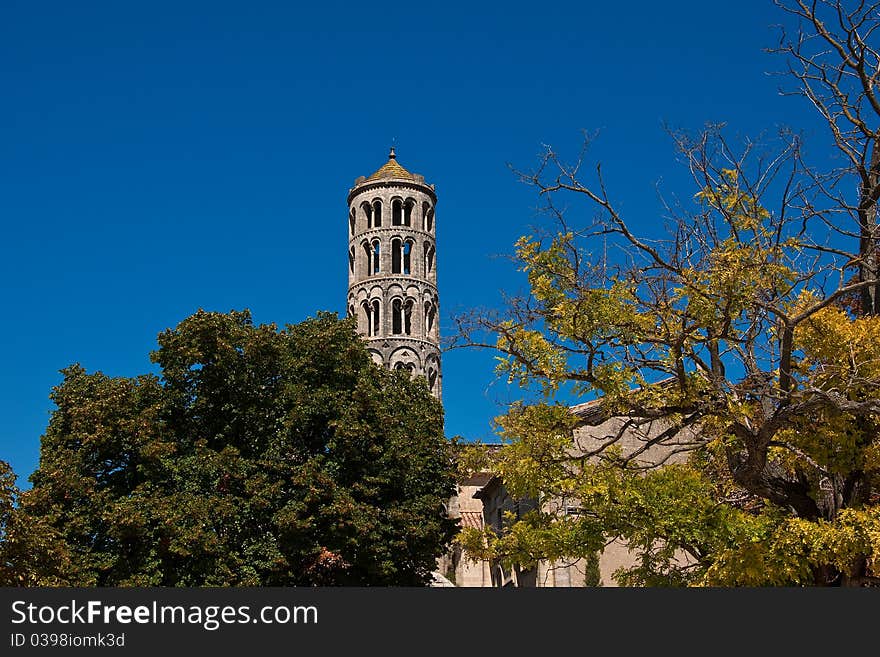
[12,310,456,586]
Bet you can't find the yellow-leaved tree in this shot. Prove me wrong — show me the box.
[454,0,880,586]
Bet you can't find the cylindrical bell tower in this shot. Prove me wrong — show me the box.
[346,148,441,399]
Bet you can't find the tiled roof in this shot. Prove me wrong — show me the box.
[570,377,680,425]
[570,397,605,424]
[459,511,484,530]
[365,147,417,181]
[460,472,494,487]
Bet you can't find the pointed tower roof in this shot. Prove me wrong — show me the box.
[366,146,418,181]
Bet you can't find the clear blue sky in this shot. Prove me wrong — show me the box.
[1,1,828,484]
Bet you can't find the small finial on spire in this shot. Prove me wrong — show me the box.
[389,144,396,160]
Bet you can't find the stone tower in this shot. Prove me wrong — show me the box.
[346,148,441,399]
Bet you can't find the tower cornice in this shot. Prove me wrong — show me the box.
[348,276,438,292]
[347,179,437,205]
[362,336,440,351]
[350,226,438,241]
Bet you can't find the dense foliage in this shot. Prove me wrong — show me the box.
[1,310,456,586]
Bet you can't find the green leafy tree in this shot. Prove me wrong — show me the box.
[17,310,457,586]
[455,0,880,586]
[0,460,72,585]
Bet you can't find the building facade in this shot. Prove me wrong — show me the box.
[346,148,441,398]
[440,403,692,587]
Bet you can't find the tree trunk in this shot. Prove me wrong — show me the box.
[858,139,880,316]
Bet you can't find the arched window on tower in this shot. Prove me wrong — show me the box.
[392,199,403,226]
[403,240,412,275]
[427,365,438,394]
[349,208,356,235]
[404,298,414,335]
[426,207,434,232]
[348,246,355,274]
[362,301,372,336]
[372,200,382,227]
[362,241,372,276]
[391,238,402,274]
[404,199,414,227]
[348,303,355,318]
[424,243,435,276]
[422,202,430,231]
[425,301,436,338]
[392,298,403,334]
[371,299,380,336]
[371,240,381,275]
[362,201,373,229]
